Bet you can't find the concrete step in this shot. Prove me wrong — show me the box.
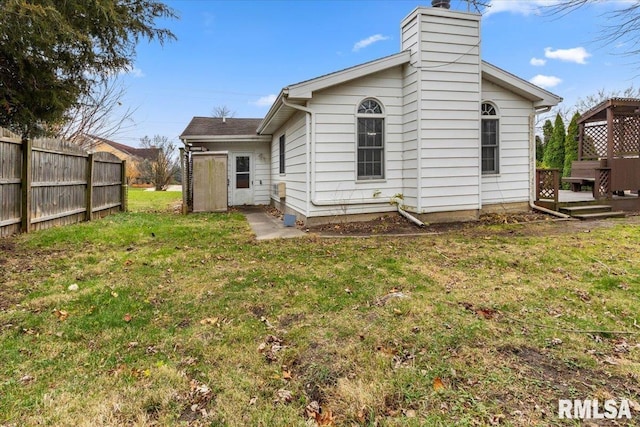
[559,204,613,215]
[572,211,626,220]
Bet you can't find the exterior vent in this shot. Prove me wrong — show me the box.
[431,0,451,9]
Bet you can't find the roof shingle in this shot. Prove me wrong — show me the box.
[180,117,263,137]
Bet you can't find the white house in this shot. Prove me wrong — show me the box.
[180,3,562,224]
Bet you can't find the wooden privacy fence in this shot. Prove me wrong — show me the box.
[0,129,126,237]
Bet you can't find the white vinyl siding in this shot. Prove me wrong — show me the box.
[271,112,307,214]
[411,10,482,213]
[306,66,404,217]
[481,79,534,205]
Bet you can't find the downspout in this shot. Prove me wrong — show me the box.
[281,96,313,217]
[528,108,571,219]
[281,96,394,208]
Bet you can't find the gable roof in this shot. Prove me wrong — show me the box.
[180,117,263,138]
[257,53,562,135]
[257,52,411,135]
[481,61,562,109]
[83,135,159,161]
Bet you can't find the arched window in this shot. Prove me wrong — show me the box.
[356,98,384,180]
[481,102,499,174]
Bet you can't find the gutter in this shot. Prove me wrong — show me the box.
[528,108,571,219]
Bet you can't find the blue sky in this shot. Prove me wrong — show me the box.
[114,0,640,146]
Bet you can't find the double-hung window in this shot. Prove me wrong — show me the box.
[481,102,499,174]
[356,99,384,180]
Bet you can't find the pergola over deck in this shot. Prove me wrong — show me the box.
[578,98,640,198]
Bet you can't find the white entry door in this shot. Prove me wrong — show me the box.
[232,153,254,205]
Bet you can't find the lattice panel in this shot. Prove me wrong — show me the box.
[613,116,640,156]
[595,168,611,199]
[583,122,607,159]
[537,170,557,200]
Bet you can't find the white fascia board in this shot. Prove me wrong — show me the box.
[482,61,562,108]
[287,51,411,99]
[182,135,271,143]
[256,90,286,135]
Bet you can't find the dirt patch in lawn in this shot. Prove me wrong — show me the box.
[307,211,554,236]
[306,211,640,237]
[496,345,640,425]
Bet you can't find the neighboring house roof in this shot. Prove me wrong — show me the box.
[257,52,562,135]
[180,117,264,139]
[84,134,159,161]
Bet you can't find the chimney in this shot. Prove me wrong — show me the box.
[431,0,451,9]
[222,116,226,123]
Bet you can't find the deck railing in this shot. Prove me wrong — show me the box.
[536,168,560,203]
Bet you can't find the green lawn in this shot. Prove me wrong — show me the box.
[127,187,182,213]
[1,196,639,426]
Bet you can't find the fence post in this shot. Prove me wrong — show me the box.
[86,153,94,221]
[179,147,187,214]
[121,160,127,212]
[20,137,32,233]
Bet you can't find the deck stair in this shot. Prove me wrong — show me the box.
[559,204,625,220]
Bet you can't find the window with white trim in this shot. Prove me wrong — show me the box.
[279,134,285,174]
[481,102,499,174]
[356,99,384,180]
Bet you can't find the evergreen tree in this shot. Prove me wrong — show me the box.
[535,135,545,165]
[539,119,554,167]
[0,1,176,141]
[543,114,566,170]
[542,119,554,147]
[563,112,581,178]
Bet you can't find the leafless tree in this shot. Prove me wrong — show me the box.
[211,105,235,119]
[547,1,640,58]
[53,77,136,149]
[549,85,640,126]
[139,135,179,191]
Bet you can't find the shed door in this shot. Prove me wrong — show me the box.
[192,153,228,212]
[232,153,254,205]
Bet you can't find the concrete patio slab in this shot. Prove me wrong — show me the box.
[239,207,307,240]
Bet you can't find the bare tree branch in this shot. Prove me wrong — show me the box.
[547,1,640,58]
[211,105,235,119]
[53,77,136,149]
[139,135,179,191]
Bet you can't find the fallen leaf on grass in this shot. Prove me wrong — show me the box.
[199,317,219,325]
[282,370,292,380]
[433,377,445,391]
[306,401,335,426]
[53,309,69,321]
[19,374,34,384]
[274,388,293,404]
[123,313,132,323]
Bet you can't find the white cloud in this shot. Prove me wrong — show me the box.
[530,57,546,66]
[483,0,560,17]
[544,46,591,64]
[251,94,277,107]
[529,74,562,89]
[353,34,389,52]
[120,66,145,78]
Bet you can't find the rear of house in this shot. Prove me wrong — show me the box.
[180,4,561,224]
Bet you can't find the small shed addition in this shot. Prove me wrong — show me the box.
[180,117,271,212]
